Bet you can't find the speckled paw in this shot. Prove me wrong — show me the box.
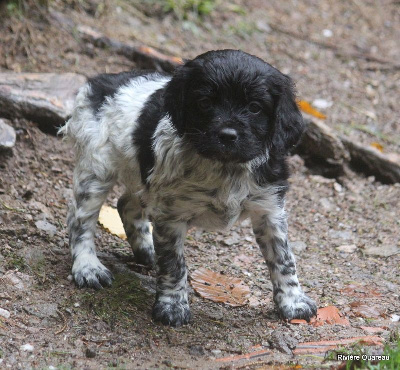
[152,299,191,327]
[277,293,317,322]
[72,256,114,289]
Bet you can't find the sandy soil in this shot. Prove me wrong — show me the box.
[0,1,399,368]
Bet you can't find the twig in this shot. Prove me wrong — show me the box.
[55,309,67,335]
[269,23,400,70]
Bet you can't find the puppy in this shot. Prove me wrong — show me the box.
[60,49,317,327]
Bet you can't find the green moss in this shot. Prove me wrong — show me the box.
[79,273,152,326]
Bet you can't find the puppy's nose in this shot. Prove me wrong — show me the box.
[218,128,238,143]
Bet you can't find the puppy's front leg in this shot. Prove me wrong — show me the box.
[251,207,317,321]
[152,220,190,327]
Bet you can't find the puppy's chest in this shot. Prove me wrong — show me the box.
[149,169,252,229]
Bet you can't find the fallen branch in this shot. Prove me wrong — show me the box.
[76,25,183,73]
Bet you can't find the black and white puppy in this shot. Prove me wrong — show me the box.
[60,49,317,327]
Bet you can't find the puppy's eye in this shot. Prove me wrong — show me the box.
[248,102,262,114]
[198,98,212,110]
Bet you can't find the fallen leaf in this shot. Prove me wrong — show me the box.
[98,205,126,240]
[297,100,327,119]
[293,336,383,355]
[191,268,250,307]
[290,306,350,327]
[370,142,383,152]
[350,301,385,318]
[340,283,381,298]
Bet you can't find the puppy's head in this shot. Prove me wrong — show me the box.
[164,49,304,163]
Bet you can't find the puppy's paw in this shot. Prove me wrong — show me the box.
[152,299,191,327]
[72,255,113,289]
[276,292,317,322]
[134,246,155,267]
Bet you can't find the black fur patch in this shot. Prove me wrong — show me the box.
[133,88,167,184]
[87,70,167,114]
[252,154,289,198]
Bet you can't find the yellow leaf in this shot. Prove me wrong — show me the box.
[98,205,126,240]
[370,142,383,152]
[297,100,327,119]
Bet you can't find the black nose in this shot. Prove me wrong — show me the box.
[218,128,238,143]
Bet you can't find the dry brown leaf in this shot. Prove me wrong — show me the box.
[350,301,385,318]
[297,100,327,119]
[290,306,350,326]
[191,268,250,307]
[98,205,126,240]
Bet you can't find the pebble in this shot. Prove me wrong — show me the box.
[364,245,400,257]
[211,349,221,355]
[391,314,400,322]
[312,99,332,110]
[20,343,34,352]
[336,244,357,253]
[85,347,96,358]
[35,220,57,237]
[189,345,205,356]
[0,119,16,151]
[0,308,10,319]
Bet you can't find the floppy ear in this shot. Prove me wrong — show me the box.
[272,75,305,154]
[164,65,190,136]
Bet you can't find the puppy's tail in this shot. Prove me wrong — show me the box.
[57,83,93,144]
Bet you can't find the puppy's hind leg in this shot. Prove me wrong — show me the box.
[117,193,155,266]
[68,163,115,289]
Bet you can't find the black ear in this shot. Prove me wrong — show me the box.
[164,65,191,136]
[273,75,305,154]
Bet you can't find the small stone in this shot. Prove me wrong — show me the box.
[85,347,96,358]
[35,219,57,237]
[291,241,307,254]
[20,343,34,352]
[189,345,205,356]
[334,182,343,192]
[67,275,73,282]
[74,302,80,307]
[364,245,400,257]
[211,349,221,356]
[323,29,333,37]
[3,270,33,290]
[0,308,10,319]
[319,198,333,211]
[337,244,357,253]
[329,230,352,241]
[0,119,16,151]
[391,314,400,322]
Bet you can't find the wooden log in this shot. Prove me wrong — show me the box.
[296,115,350,177]
[341,137,400,184]
[0,73,86,134]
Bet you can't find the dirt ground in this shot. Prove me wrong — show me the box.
[0,1,399,369]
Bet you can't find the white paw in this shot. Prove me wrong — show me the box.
[72,253,113,289]
[275,292,317,321]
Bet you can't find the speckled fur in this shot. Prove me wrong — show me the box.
[60,50,317,326]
